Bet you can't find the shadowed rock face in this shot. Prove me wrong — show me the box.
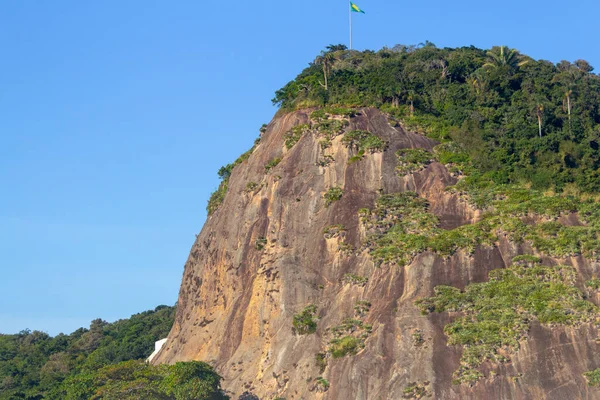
[154,108,600,399]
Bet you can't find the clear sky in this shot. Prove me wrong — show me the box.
[1,0,598,335]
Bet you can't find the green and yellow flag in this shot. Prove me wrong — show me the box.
[350,1,365,13]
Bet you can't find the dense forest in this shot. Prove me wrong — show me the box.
[272,43,600,193]
[0,306,228,399]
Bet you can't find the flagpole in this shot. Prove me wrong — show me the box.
[349,2,353,50]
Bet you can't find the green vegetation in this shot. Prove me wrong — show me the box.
[323,224,346,239]
[512,254,542,265]
[348,153,365,164]
[310,109,327,121]
[396,148,434,175]
[59,360,227,400]
[586,279,600,290]
[324,107,357,117]
[411,330,424,346]
[255,237,267,250]
[341,129,387,163]
[292,305,318,335]
[416,262,598,384]
[245,181,259,192]
[361,192,440,266]
[324,187,344,207]
[208,139,260,215]
[330,318,372,337]
[273,44,600,193]
[315,376,330,392]
[433,142,471,166]
[451,175,580,213]
[207,180,229,216]
[342,274,369,287]
[403,382,429,399]
[317,155,335,167]
[315,353,327,373]
[319,138,332,150]
[314,119,348,139]
[339,241,355,255]
[362,187,600,267]
[354,301,371,317]
[451,178,600,258]
[584,369,600,386]
[309,106,353,142]
[0,306,226,399]
[264,157,282,172]
[311,107,358,121]
[329,336,362,358]
[341,130,387,154]
[284,124,310,149]
[327,317,372,358]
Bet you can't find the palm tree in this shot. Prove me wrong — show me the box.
[326,44,348,52]
[483,46,529,70]
[563,89,573,125]
[552,64,578,128]
[468,70,488,102]
[314,51,337,91]
[407,91,415,116]
[535,104,544,138]
[429,59,448,79]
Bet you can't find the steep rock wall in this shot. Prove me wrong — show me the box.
[154,108,600,400]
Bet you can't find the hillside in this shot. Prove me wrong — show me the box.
[152,44,600,399]
[0,306,228,399]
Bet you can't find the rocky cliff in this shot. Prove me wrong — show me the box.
[153,107,600,399]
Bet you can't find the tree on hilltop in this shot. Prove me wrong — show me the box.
[483,46,529,70]
[314,51,336,91]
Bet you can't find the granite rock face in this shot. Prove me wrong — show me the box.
[154,108,600,399]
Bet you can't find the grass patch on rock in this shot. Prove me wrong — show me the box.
[284,124,310,149]
[323,224,346,239]
[396,148,434,175]
[327,317,372,358]
[586,279,600,290]
[315,376,330,392]
[342,130,387,155]
[584,369,600,386]
[264,157,282,172]
[362,189,600,267]
[314,119,348,139]
[329,336,362,358]
[402,382,430,399]
[255,237,267,250]
[324,187,343,207]
[342,274,368,287]
[315,353,327,373]
[416,259,598,384]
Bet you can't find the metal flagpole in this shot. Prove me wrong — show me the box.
[349,2,353,50]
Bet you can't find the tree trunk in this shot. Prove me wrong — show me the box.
[536,104,544,138]
[323,65,328,91]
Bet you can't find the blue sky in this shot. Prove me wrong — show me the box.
[1,0,598,335]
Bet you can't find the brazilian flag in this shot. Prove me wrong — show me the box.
[350,1,365,13]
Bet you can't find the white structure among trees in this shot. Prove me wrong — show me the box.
[147,338,168,363]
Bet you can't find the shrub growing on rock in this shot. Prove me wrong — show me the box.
[324,187,343,207]
[293,305,318,335]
